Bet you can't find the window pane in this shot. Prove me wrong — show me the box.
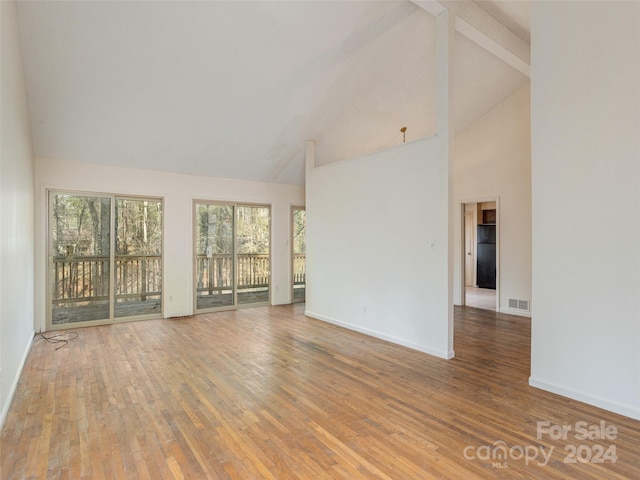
[114,198,162,318]
[292,208,306,301]
[237,206,270,305]
[50,193,110,324]
[195,204,235,309]
[293,209,306,255]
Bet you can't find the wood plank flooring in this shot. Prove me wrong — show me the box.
[1,304,639,479]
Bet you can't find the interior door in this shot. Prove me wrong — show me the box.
[464,210,474,287]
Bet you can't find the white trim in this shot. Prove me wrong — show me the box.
[529,377,640,421]
[455,17,531,78]
[412,0,530,77]
[305,310,455,360]
[460,205,478,305]
[0,331,34,430]
[411,0,446,17]
[459,205,466,306]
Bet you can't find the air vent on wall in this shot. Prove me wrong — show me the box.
[508,298,530,312]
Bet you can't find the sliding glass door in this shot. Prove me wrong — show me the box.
[195,202,270,311]
[49,192,162,328]
[195,204,235,309]
[237,206,270,305]
[114,198,163,317]
[50,193,111,324]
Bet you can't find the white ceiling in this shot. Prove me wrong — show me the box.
[16,1,529,186]
[476,0,531,43]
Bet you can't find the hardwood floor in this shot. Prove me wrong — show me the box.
[2,305,639,479]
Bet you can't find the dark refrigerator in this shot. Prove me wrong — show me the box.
[476,224,496,289]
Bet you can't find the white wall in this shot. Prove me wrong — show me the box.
[305,137,452,358]
[530,1,640,419]
[1,0,36,427]
[453,83,531,315]
[34,159,305,330]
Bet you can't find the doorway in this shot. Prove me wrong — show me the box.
[462,201,497,311]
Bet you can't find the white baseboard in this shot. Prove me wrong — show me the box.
[499,307,531,318]
[304,310,454,360]
[529,376,640,421]
[0,330,34,430]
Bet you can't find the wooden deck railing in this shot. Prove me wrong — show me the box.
[115,255,162,300]
[52,255,162,303]
[196,253,270,294]
[53,255,110,302]
[54,252,300,303]
[293,253,306,286]
[195,254,233,294]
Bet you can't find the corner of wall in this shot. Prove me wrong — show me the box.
[0,332,34,430]
[1,0,38,427]
[529,376,640,421]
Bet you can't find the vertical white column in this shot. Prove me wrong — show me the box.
[436,10,456,356]
[304,140,314,311]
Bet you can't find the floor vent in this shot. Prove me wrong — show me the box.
[508,298,530,312]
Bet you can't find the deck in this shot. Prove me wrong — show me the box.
[52,299,162,324]
[51,253,304,324]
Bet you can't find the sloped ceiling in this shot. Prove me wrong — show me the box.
[476,0,531,43]
[16,0,529,186]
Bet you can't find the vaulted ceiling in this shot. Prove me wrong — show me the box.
[16,1,530,186]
